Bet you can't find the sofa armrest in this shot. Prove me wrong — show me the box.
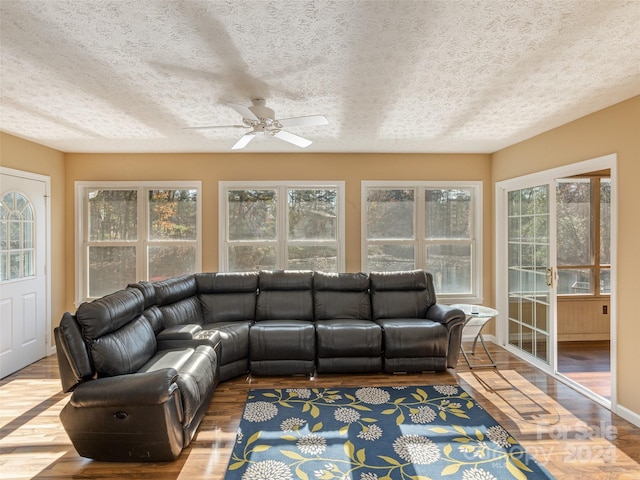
[156,327,221,351]
[426,304,466,329]
[157,324,203,340]
[69,368,179,408]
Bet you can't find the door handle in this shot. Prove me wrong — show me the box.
[546,267,554,287]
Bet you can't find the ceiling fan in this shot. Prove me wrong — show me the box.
[186,98,328,150]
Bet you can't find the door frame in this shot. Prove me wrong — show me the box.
[0,166,53,358]
[495,153,617,411]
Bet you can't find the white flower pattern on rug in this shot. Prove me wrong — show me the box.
[241,459,293,480]
[243,401,278,422]
[355,387,390,404]
[226,386,554,480]
[393,434,441,464]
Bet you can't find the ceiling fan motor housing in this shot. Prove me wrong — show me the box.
[248,98,275,122]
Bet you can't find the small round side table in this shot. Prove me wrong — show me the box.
[450,304,498,369]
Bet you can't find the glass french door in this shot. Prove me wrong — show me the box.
[506,184,554,364]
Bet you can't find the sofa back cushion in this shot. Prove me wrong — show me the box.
[154,274,198,305]
[154,275,203,327]
[314,272,371,320]
[76,288,145,341]
[196,272,258,323]
[370,270,436,320]
[160,296,203,328]
[256,270,314,321]
[128,280,156,308]
[90,315,157,377]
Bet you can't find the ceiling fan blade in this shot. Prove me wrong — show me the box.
[277,115,328,128]
[231,132,256,150]
[183,125,249,130]
[228,103,259,121]
[273,130,312,148]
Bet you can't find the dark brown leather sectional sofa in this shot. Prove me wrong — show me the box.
[54,269,465,462]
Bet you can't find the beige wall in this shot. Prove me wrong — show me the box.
[0,132,66,345]
[492,95,640,419]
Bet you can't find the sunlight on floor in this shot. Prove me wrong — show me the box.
[458,369,639,473]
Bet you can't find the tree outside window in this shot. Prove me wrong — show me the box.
[556,176,610,296]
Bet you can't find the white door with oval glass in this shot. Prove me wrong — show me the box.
[0,170,47,378]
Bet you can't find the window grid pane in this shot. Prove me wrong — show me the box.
[366,189,415,240]
[88,246,136,297]
[88,189,137,241]
[228,189,277,241]
[148,189,197,240]
[288,189,337,241]
[424,188,471,239]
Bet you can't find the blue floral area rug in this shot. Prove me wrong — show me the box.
[225,385,555,480]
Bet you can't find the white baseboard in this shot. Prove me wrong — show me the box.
[462,333,497,343]
[615,404,640,428]
[557,334,610,342]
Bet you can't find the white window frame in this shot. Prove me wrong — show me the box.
[362,180,483,303]
[219,181,345,272]
[75,181,202,305]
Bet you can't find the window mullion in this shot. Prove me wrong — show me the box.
[279,186,288,269]
[416,186,424,268]
[139,187,147,280]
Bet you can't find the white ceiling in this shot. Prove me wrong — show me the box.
[1,0,639,154]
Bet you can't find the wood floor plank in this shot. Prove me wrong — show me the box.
[1,342,639,479]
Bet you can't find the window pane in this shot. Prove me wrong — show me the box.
[9,252,20,280]
[0,253,6,281]
[148,245,196,281]
[600,178,611,265]
[600,268,610,294]
[556,180,591,266]
[88,246,136,297]
[228,190,277,241]
[367,189,414,239]
[424,188,471,239]
[288,189,336,240]
[88,189,137,241]
[287,246,337,271]
[228,245,277,271]
[426,244,471,294]
[149,189,197,240]
[557,268,593,295]
[367,244,414,271]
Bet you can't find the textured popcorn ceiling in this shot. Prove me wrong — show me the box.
[1,0,639,154]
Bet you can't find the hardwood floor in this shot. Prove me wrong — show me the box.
[1,343,639,479]
[558,341,611,399]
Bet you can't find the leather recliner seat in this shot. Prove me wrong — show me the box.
[55,287,220,462]
[314,271,382,373]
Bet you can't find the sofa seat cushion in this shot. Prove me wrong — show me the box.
[316,319,381,357]
[376,318,448,358]
[249,320,315,361]
[138,345,217,428]
[202,321,251,365]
